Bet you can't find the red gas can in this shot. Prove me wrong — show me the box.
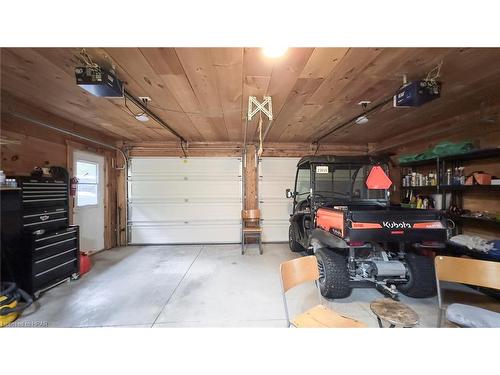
[79,252,92,276]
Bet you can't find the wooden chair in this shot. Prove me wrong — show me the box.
[435,256,500,327]
[241,209,262,255]
[279,256,367,328]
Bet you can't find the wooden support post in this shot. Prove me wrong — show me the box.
[244,144,258,210]
[116,144,128,247]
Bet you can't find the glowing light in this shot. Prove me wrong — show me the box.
[262,47,288,58]
[135,114,149,122]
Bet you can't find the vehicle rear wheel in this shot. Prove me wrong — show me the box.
[397,253,437,298]
[289,225,304,253]
[315,248,351,299]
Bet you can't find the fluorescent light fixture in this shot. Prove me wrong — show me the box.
[135,114,149,122]
[262,47,288,58]
[355,115,369,125]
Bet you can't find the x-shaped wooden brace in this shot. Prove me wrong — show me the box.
[247,96,273,121]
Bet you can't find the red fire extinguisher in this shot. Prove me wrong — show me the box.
[70,177,79,197]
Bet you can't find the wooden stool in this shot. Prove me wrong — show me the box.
[370,298,419,328]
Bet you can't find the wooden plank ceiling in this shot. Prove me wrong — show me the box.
[2,47,500,145]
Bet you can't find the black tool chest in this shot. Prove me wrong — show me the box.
[1,174,80,297]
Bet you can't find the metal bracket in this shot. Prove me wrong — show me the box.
[248,96,273,121]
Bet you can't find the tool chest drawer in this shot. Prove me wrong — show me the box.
[23,207,68,233]
[33,248,78,275]
[30,226,80,295]
[33,258,79,291]
[20,180,68,208]
[33,227,79,261]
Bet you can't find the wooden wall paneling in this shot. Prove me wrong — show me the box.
[299,48,349,79]
[241,48,275,142]
[1,49,144,141]
[264,48,314,119]
[268,78,324,141]
[276,104,324,141]
[99,48,195,141]
[3,47,500,146]
[175,48,228,140]
[30,48,155,140]
[139,48,208,141]
[2,95,118,145]
[210,48,244,141]
[0,127,67,175]
[327,48,500,144]
[242,48,275,77]
[372,102,500,154]
[286,49,381,141]
[308,48,448,142]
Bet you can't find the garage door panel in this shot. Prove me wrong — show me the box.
[259,157,300,242]
[129,180,241,200]
[129,223,241,244]
[260,201,293,221]
[259,181,292,200]
[129,202,241,222]
[130,158,240,176]
[128,157,242,244]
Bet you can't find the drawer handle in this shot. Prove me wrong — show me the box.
[35,259,76,277]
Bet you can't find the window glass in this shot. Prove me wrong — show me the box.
[76,160,99,207]
[296,168,310,198]
[313,164,387,200]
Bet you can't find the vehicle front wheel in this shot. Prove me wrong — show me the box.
[397,253,437,298]
[289,225,304,252]
[315,248,351,299]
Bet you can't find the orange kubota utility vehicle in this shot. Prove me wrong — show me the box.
[286,156,446,299]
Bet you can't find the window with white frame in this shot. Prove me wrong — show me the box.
[76,160,99,207]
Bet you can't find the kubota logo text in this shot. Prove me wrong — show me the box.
[382,221,411,229]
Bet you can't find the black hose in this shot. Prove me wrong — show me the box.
[0,282,34,316]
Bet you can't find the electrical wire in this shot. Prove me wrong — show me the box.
[314,96,393,143]
[180,140,188,158]
[312,142,320,159]
[123,93,146,118]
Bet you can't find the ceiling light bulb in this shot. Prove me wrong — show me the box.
[262,47,288,58]
[355,115,369,125]
[135,114,149,122]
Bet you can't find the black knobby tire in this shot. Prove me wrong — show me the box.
[397,253,437,298]
[315,248,351,299]
[289,225,304,252]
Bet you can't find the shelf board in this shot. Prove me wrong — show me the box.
[401,185,438,190]
[440,148,500,162]
[399,148,500,167]
[444,214,500,226]
[440,184,500,191]
[399,159,439,167]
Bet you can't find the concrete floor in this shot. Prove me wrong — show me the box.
[13,243,445,328]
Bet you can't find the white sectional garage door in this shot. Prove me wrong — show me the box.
[128,157,242,244]
[258,157,300,242]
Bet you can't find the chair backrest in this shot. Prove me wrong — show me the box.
[242,209,260,224]
[280,256,320,293]
[435,256,500,290]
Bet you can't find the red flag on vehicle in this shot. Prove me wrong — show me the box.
[366,165,392,189]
